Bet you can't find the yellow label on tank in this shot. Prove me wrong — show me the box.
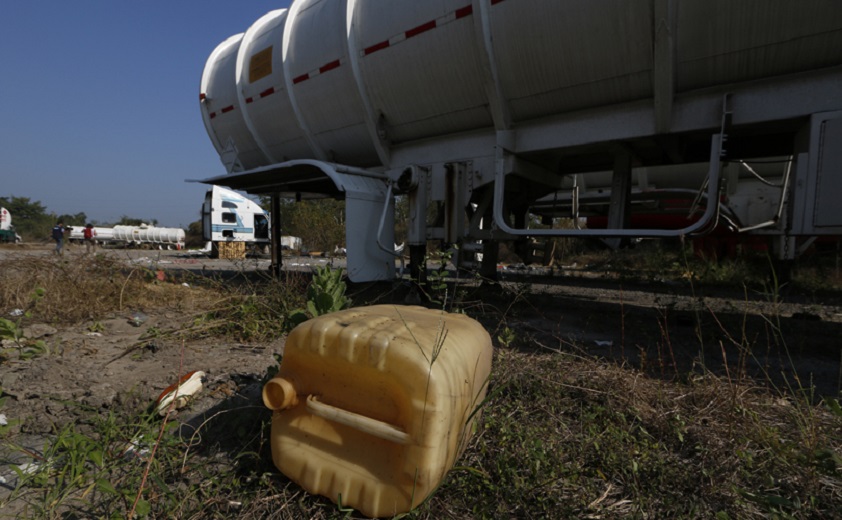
[249,46,273,83]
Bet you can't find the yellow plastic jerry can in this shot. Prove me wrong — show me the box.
[262,305,492,518]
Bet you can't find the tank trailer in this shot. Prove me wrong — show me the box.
[195,0,842,282]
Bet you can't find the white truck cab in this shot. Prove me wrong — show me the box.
[202,185,269,245]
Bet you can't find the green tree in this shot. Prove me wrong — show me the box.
[115,216,158,227]
[273,198,345,253]
[185,220,205,248]
[256,195,405,253]
[56,212,88,228]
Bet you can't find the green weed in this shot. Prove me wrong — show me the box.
[496,327,516,349]
[287,265,351,329]
[0,317,48,362]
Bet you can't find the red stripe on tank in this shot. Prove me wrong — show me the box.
[361,4,475,58]
[364,40,390,55]
[405,20,436,39]
[455,5,473,18]
[319,60,341,74]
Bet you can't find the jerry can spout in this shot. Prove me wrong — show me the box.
[263,377,298,410]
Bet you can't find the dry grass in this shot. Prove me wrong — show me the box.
[0,253,308,343]
[224,347,840,519]
[0,252,840,519]
[0,254,217,324]
[437,349,841,519]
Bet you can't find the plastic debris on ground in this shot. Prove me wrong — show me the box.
[154,370,206,416]
[16,462,41,476]
[128,311,148,327]
[122,434,151,461]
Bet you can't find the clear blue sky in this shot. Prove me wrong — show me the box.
[1,1,292,228]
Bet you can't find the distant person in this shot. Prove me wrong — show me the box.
[51,221,65,255]
[83,223,97,253]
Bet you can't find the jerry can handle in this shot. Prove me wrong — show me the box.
[306,395,410,445]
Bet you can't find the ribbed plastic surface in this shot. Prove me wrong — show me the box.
[262,305,492,518]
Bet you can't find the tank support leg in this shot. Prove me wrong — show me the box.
[270,194,282,277]
[480,239,499,281]
[771,235,797,287]
[603,149,633,249]
[405,244,427,303]
[409,244,427,286]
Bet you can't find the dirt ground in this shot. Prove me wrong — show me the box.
[0,246,293,500]
[1,244,841,502]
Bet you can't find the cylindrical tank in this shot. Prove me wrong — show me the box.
[234,9,313,164]
[201,34,268,171]
[201,0,842,170]
[111,226,134,243]
[95,227,115,241]
[283,0,380,166]
[112,225,185,245]
[68,227,114,242]
[0,207,11,231]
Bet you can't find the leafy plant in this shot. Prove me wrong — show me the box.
[419,249,452,306]
[0,317,18,343]
[0,317,48,361]
[497,327,516,349]
[287,265,352,328]
[306,265,351,316]
[87,321,105,333]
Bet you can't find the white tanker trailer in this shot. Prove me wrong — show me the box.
[196,0,842,282]
[69,224,185,248]
[68,226,114,243]
[112,225,185,246]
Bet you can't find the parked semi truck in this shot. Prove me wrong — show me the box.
[195,0,842,282]
[201,185,269,244]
